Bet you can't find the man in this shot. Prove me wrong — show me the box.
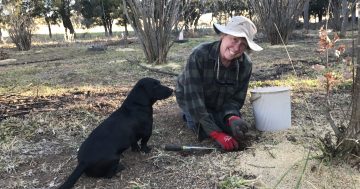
[175,16,263,151]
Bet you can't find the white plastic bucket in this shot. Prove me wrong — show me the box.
[250,86,291,131]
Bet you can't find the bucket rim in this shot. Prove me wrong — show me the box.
[250,86,290,94]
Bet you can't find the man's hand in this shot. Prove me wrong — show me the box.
[209,131,239,151]
[227,116,249,139]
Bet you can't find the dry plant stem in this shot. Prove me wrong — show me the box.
[273,23,316,130]
[295,150,311,189]
[272,154,318,189]
[305,181,319,189]
[147,153,187,164]
[326,98,341,135]
[273,23,297,76]
[246,163,275,169]
[317,0,344,138]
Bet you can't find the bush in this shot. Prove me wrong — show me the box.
[8,15,34,51]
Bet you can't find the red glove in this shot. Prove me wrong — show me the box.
[209,131,239,151]
[226,116,249,139]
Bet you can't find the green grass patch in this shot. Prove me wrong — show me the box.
[218,176,255,189]
[250,76,320,90]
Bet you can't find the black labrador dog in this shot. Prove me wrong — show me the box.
[59,78,173,189]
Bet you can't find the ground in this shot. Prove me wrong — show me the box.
[0,29,359,189]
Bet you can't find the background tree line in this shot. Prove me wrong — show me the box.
[1,0,358,49]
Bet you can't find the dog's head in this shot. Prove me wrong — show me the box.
[130,77,173,105]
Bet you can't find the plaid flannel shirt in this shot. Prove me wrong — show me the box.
[175,40,252,135]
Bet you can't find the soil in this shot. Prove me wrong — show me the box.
[0,31,359,189]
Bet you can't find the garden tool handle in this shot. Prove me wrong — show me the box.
[164,144,184,151]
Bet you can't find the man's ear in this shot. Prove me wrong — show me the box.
[220,33,227,39]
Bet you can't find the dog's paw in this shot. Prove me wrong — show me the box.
[140,146,152,153]
[131,144,141,152]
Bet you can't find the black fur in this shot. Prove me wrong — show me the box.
[59,78,173,189]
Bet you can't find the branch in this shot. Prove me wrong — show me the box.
[0,57,65,67]
[126,58,178,76]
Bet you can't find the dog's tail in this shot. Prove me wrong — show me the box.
[58,162,87,189]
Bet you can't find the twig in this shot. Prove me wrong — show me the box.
[147,154,187,164]
[246,163,275,169]
[273,23,297,76]
[306,180,320,189]
[264,145,276,159]
[126,58,179,76]
[0,57,65,67]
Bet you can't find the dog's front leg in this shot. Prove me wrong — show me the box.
[140,135,151,153]
[131,142,141,152]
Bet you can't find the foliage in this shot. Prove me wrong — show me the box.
[315,26,352,94]
[180,0,208,31]
[218,176,251,189]
[2,0,36,50]
[179,0,249,31]
[8,15,33,51]
[32,0,61,38]
[212,0,248,23]
[309,0,328,22]
[53,0,76,40]
[74,0,124,36]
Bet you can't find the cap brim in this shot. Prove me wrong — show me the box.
[213,23,263,51]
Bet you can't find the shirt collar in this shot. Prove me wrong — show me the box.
[209,41,220,61]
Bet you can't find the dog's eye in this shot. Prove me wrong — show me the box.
[152,81,160,88]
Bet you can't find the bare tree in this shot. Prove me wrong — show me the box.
[8,14,34,51]
[123,0,183,64]
[249,0,306,45]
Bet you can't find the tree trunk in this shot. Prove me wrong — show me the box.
[336,6,360,158]
[331,0,341,31]
[303,0,310,31]
[0,28,3,43]
[350,2,356,25]
[45,18,52,39]
[340,0,349,37]
[103,21,109,37]
[59,0,76,40]
[318,12,323,22]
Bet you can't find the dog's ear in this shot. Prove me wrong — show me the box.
[129,78,171,105]
[124,78,156,105]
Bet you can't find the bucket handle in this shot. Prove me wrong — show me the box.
[250,94,261,103]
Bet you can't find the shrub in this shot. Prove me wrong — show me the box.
[8,14,34,51]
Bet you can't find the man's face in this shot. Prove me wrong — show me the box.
[220,35,248,63]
